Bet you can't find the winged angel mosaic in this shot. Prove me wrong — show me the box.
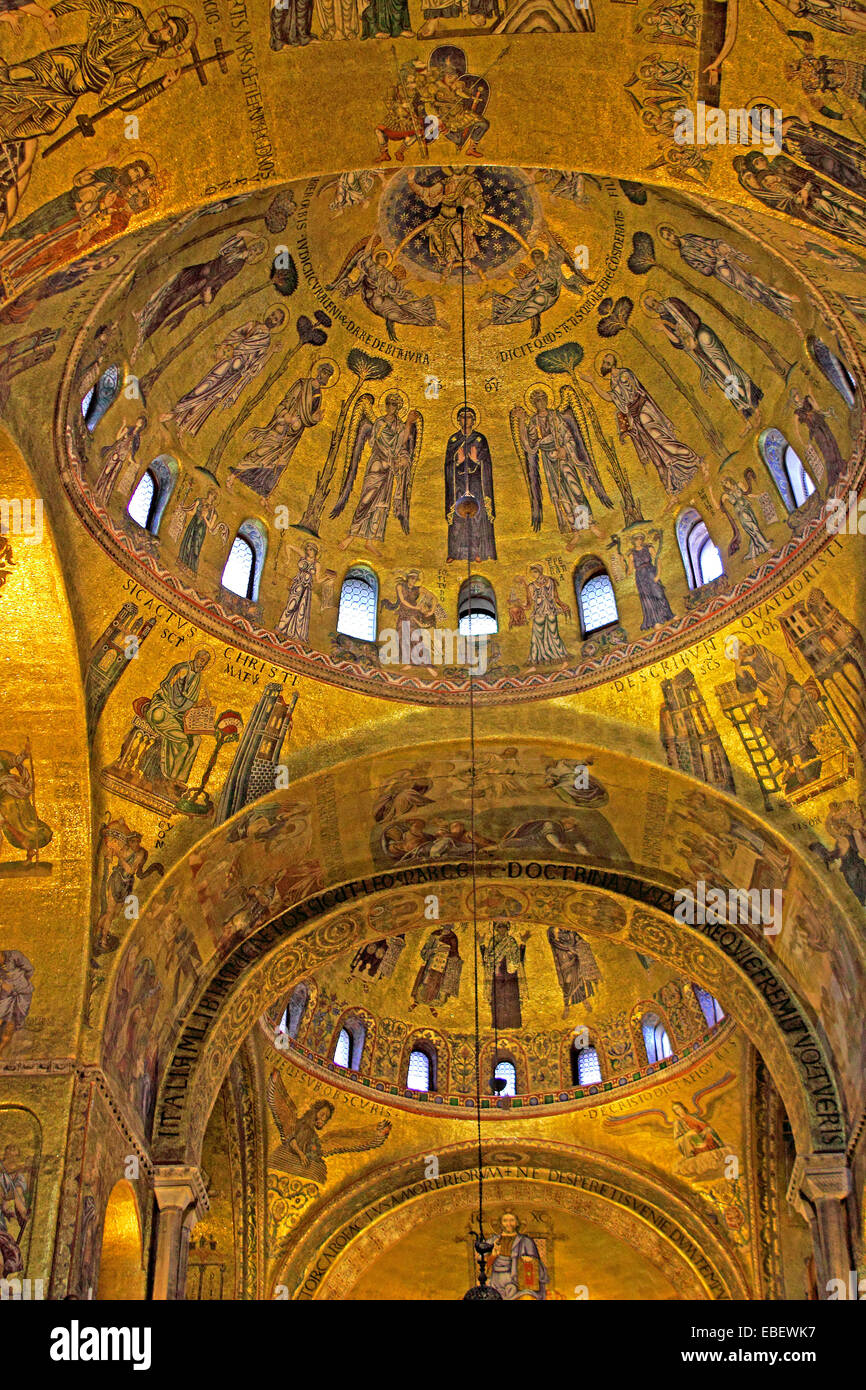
[267,1069,391,1184]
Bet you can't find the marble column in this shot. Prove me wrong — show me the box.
[151,1165,209,1300]
[787,1153,855,1299]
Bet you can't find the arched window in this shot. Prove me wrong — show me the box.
[571,1043,602,1086]
[407,1045,437,1092]
[493,1058,517,1097]
[337,565,378,641]
[333,1019,365,1071]
[808,336,857,407]
[127,470,156,530]
[333,1027,351,1068]
[642,1012,672,1065]
[758,429,815,511]
[81,366,120,432]
[281,982,309,1040]
[693,985,725,1029]
[222,520,267,601]
[577,569,618,636]
[677,508,723,589]
[458,575,497,636]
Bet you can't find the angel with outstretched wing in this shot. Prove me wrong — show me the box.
[327,234,444,341]
[510,382,612,540]
[604,1073,735,1173]
[267,1069,391,1185]
[330,390,423,554]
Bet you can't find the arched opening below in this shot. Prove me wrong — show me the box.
[97,1179,146,1300]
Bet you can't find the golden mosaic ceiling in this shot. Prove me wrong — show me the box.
[1,0,865,1309]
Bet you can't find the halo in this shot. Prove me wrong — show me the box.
[311,356,340,388]
[594,347,618,374]
[265,305,288,327]
[244,236,268,266]
[379,386,409,414]
[451,402,479,428]
[146,5,196,55]
[639,288,661,315]
[524,381,552,413]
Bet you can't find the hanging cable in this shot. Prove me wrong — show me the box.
[459,207,485,1243]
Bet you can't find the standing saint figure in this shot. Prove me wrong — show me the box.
[657,226,798,321]
[175,486,222,574]
[791,389,845,488]
[227,362,335,500]
[0,950,34,1055]
[720,476,772,561]
[330,390,423,554]
[644,292,763,422]
[275,541,327,646]
[137,648,212,793]
[409,926,462,1013]
[481,921,529,1029]
[614,529,674,631]
[580,353,703,504]
[547,925,601,1015]
[92,414,147,507]
[132,234,265,355]
[510,383,612,541]
[444,406,496,562]
[518,563,571,668]
[0,747,52,862]
[161,309,286,437]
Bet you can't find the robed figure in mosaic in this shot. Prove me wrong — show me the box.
[510,384,612,537]
[0,0,192,235]
[444,405,495,562]
[331,390,423,553]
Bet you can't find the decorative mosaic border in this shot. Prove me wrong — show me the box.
[268,1015,734,1119]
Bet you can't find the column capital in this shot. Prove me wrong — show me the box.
[787,1152,851,1208]
[152,1164,210,1216]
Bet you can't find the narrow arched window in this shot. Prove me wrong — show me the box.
[334,1019,365,1071]
[572,1043,602,1086]
[758,428,816,512]
[222,520,267,601]
[693,985,725,1028]
[333,1027,351,1068]
[642,1012,672,1064]
[458,575,497,636]
[82,366,120,431]
[493,1059,516,1097]
[784,443,816,508]
[337,566,378,641]
[808,336,857,407]
[283,982,309,1040]
[677,508,723,589]
[127,469,156,530]
[222,533,255,599]
[578,571,618,635]
[407,1047,432,1092]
